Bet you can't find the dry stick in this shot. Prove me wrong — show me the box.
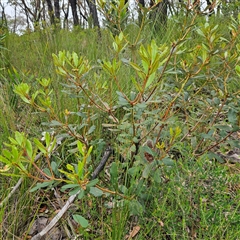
[0,177,23,208]
[31,146,113,240]
[31,192,78,240]
[0,152,42,208]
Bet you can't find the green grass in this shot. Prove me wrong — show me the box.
[0,13,240,239]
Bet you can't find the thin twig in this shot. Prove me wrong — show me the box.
[0,177,23,208]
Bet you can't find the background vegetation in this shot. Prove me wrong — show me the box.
[0,1,240,239]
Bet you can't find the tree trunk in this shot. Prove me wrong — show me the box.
[69,0,79,26]
[138,0,145,25]
[0,2,8,28]
[62,0,69,29]
[46,0,55,25]
[85,0,100,28]
[54,0,60,22]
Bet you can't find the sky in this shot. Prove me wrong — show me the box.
[1,0,15,16]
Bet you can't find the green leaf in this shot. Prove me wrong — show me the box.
[48,137,57,153]
[0,172,21,177]
[72,214,89,228]
[127,166,141,177]
[77,160,84,179]
[130,62,143,72]
[34,139,47,154]
[30,181,54,192]
[86,145,93,157]
[129,200,144,216]
[58,169,75,181]
[61,183,80,191]
[69,188,81,196]
[44,132,51,148]
[113,41,118,52]
[215,124,232,131]
[2,149,12,161]
[196,28,205,37]
[77,141,84,156]
[153,168,162,183]
[162,157,175,166]
[15,131,24,146]
[150,39,158,62]
[14,83,30,100]
[110,162,118,179]
[78,189,85,199]
[66,164,75,172]
[86,178,99,188]
[142,164,151,178]
[8,136,18,145]
[57,67,67,76]
[25,139,33,158]
[43,168,52,177]
[207,152,225,163]
[49,120,62,127]
[228,108,237,125]
[72,52,78,67]
[141,59,149,73]
[89,187,103,197]
[51,161,58,173]
[145,72,156,89]
[87,125,96,135]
